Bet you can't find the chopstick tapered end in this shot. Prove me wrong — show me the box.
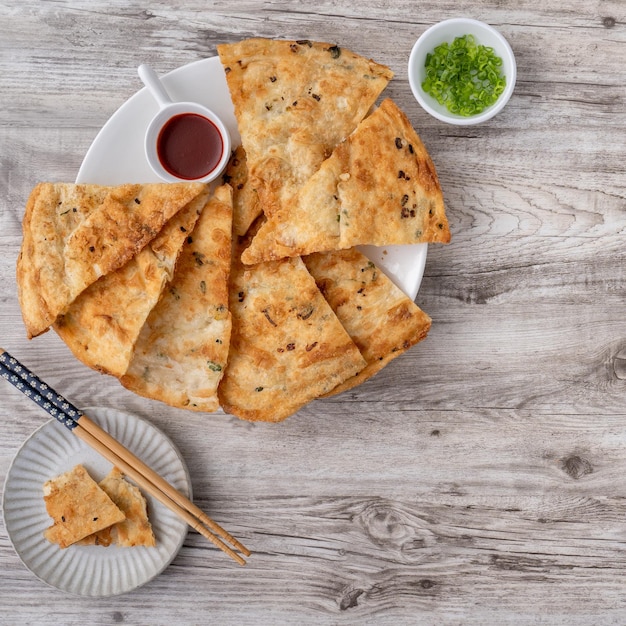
[237,544,252,558]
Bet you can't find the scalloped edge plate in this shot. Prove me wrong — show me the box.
[76,56,427,300]
[2,406,191,597]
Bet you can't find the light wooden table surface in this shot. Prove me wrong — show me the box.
[1,1,625,624]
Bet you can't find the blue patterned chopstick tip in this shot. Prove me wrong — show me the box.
[0,351,80,430]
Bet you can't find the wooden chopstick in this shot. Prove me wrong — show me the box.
[76,413,250,557]
[0,348,249,565]
[72,424,246,565]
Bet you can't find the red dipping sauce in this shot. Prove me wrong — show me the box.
[157,113,224,180]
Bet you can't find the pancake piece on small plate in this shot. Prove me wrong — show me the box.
[79,467,156,548]
[43,464,126,549]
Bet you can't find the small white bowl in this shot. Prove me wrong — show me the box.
[144,101,231,183]
[139,64,231,183]
[408,18,516,125]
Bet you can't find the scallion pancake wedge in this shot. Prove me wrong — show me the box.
[218,38,393,221]
[241,99,449,264]
[304,247,432,396]
[218,240,366,422]
[120,185,233,412]
[17,182,208,338]
[54,190,208,377]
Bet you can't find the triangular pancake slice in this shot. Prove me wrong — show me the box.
[120,185,233,412]
[217,233,367,423]
[240,155,343,263]
[241,99,449,264]
[218,38,393,220]
[43,464,126,549]
[78,467,156,548]
[17,182,208,338]
[53,189,208,377]
[336,98,450,249]
[304,248,432,396]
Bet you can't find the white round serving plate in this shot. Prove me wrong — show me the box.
[2,406,191,597]
[76,56,428,300]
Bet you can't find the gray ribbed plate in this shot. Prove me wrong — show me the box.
[2,406,191,596]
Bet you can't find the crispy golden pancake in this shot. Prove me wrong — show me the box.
[218,38,393,220]
[241,99,449,264]
[304,248,432,395]
[19,43,444,424]
[223,145,261,236]
[79,467,155,548]
[120,185,233,412]
[43,464,126,549]
[53,190,208,377]
[218,230,366,422]
[17,182,208,338]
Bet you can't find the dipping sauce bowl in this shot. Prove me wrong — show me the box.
[138,64,231,183]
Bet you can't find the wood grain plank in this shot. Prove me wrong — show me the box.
[1,0,625,623]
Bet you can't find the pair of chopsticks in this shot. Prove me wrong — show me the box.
[0,348,250,565]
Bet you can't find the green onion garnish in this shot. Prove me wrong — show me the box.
[422,34,506,117]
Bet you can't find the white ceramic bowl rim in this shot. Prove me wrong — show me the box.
[408,18,516,125]
[144,101,232,183]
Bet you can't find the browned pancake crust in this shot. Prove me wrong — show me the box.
[17,182,207,338]
[304,248,432,395]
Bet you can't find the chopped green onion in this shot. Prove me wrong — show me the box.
[422,34,506,116]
